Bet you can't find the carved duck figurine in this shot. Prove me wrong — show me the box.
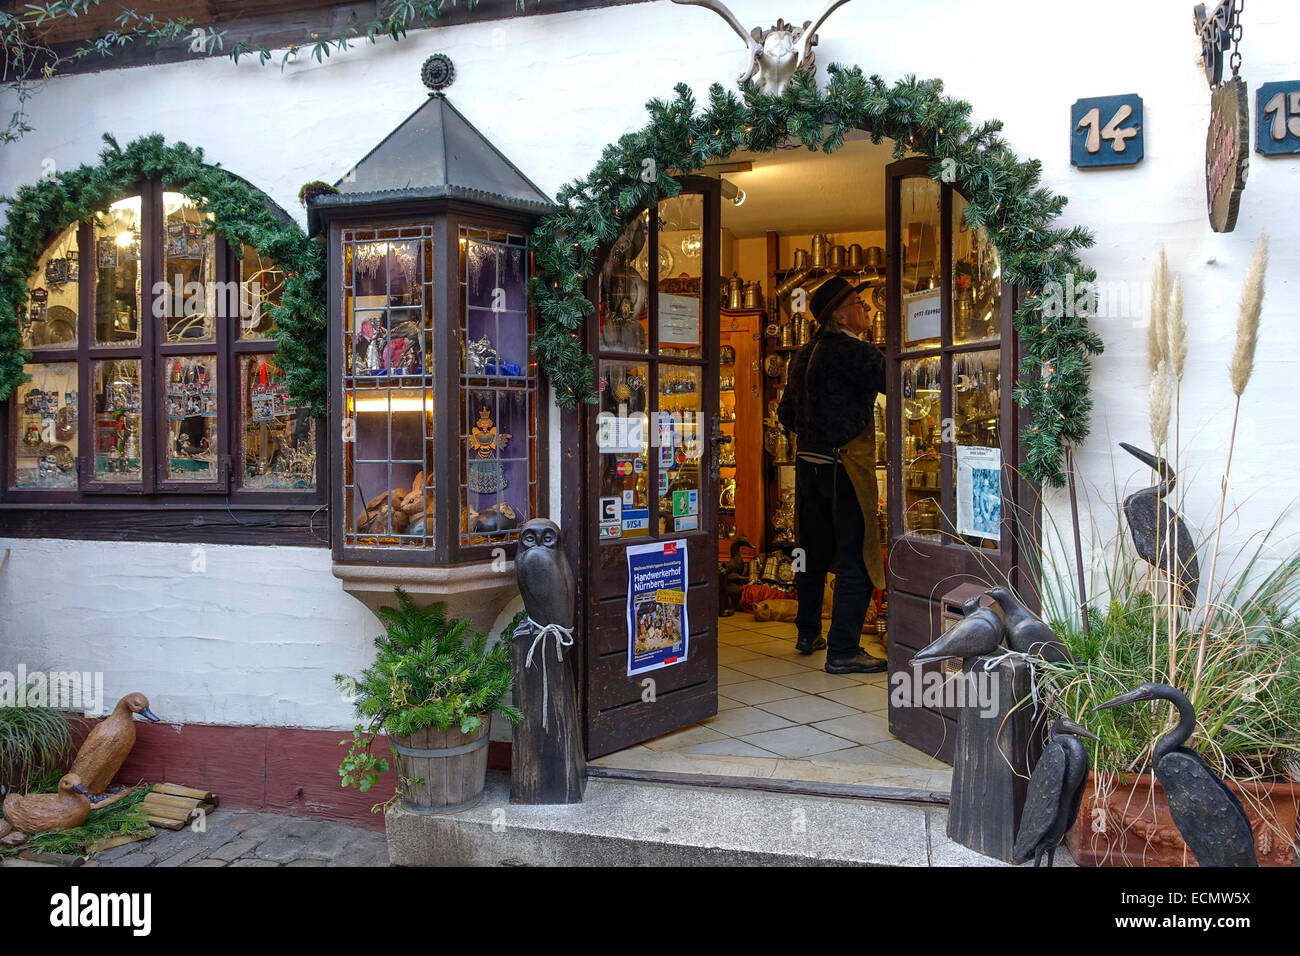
[69,692,160,799]
[2,773,92,834]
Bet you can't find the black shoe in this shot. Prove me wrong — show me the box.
[825,648,887,674]
[795,635,827,655]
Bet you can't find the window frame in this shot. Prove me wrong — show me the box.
[0,178,327,540]
[326,200,547,568]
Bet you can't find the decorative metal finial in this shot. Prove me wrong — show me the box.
[422,54,455,93]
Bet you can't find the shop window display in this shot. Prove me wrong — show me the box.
[458,229,536,545]
[342,226,435,548]
[94,196,142,348]
[6,181,318,506]
[21,225,79,351]
[12,362,78,488]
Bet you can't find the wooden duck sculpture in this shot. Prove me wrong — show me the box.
[69,692,159,801]
[2,773,92,835]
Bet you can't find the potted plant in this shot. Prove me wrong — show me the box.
[335,587,522,814]
[1025,238,1300,866]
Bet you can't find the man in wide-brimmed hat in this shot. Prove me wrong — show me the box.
[777,276,887,674]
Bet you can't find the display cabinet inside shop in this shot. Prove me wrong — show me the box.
[311,79,552,575]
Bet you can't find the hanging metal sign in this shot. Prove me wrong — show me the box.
[1194,0,1249,232]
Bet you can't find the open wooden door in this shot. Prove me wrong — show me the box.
[883,158,1026,762]
[581,177,722,759]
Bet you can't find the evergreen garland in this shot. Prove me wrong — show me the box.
[529,68,1103,486]
[0,133,328,416]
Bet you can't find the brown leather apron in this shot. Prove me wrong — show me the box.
[837,423,885,590]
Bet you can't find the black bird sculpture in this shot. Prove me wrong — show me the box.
[1118,442,1201,608]
[912,598,1006,663]
[1013,718,1100,867]
[987,587,1074,664]
[1096,683,1257,867]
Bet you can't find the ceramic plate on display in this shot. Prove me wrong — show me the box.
[872,285,887,311]
[633,243,674,281]
[46,444,74,470]
[763,354,785,377]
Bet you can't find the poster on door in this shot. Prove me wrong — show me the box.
[626,539,689,676]
[956,444,1002,541]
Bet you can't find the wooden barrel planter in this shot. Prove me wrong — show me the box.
[1066,771,1299,867]
[391,722,491,814]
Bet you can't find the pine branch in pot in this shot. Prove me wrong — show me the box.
[334,587,523,814]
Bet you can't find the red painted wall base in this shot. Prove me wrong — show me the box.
[75,720,511,831]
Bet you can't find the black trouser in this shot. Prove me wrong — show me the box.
[793,457,874,658]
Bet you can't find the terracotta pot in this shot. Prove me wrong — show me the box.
[1066,770,1299,867]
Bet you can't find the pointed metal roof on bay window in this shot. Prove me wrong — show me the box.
[308,54,552,233]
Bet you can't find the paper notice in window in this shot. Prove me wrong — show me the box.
[659,293,700,348]
[956,444,1001,541]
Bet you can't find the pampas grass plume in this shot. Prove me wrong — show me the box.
[1169,275,1187,381]
[1231,234,1268,397]
[1149,359,1172,449]
[1148,247,1169,374]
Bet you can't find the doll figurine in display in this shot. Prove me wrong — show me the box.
[467,404,511,495]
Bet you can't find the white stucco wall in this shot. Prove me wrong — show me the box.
[1,0,1298,726]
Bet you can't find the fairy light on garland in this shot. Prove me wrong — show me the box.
[527,69,1103,486]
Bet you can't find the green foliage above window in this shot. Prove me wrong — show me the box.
[0,133,328,415]
[530,70,1104,486]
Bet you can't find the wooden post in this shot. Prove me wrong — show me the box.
[946,653,1032,862]
[510,620,586,804]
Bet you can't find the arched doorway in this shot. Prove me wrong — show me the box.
[561,135,1025,785]
[536,74,1097,784]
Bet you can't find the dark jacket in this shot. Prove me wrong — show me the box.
[777,328,885,455]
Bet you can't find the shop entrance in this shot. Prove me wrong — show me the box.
[575,133,1027,788]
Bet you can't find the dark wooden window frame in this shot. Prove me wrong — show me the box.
[0,179,328,546]
[325,199,548,569]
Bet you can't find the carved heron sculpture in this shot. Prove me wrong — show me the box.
[911,597,1006,663]
[987,587,1074,664]
[1013,718,1099,867]
[1118,442,1200,608]
[1096,683,1257,867]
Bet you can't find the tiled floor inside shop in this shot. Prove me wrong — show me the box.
[592,613,954,791]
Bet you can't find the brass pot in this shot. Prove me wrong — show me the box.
[811,234,829,268]
[830,244,847,268]
[865,246,884,270]
[793,248,810,269]
[728,273,744,309]
[848,244,864,267]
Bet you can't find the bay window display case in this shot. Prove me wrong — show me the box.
[311,71,551,585]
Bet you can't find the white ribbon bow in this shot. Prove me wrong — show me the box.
[523,617,575,730]
[980,648,1042,717]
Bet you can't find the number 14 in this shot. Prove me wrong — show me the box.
[1077,104,1138,154]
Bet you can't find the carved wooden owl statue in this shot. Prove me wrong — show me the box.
[515,519,575,629]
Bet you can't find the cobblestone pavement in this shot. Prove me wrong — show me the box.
[3,810,390,868]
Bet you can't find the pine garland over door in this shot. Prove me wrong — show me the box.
[528,68,1104,487]
[0,133,328,416]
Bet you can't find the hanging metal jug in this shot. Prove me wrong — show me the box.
[793,248,810,270]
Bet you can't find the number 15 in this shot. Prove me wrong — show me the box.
[1262,91,1300,141]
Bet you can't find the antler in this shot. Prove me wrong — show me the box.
[672,0,762,85]
[796,0,854,69]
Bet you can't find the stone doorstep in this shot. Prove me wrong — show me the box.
[385,772,1019,867]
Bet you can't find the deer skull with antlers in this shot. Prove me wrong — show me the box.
[672,0,854,96]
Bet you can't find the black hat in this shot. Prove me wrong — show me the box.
[809,275,869,324]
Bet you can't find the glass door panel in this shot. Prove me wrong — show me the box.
[657,364,703,535]
[900,355,942,538]
[952,194,1001,346]
[899,178,942,351]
